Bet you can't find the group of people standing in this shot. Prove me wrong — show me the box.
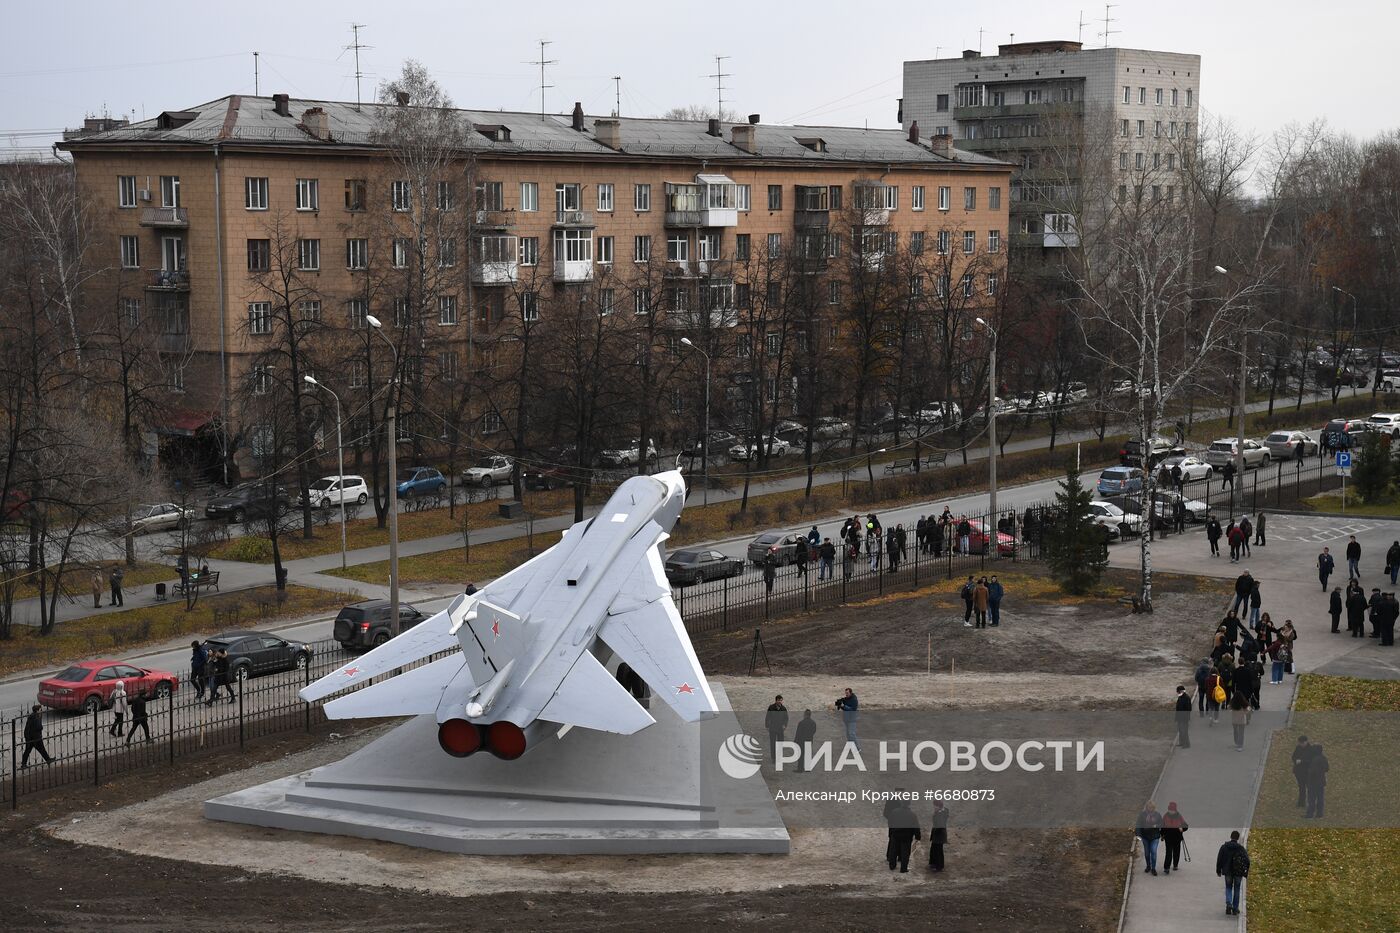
[1204,512,1264,562]
[1320,538,1399,645]
[958,574,1005,628]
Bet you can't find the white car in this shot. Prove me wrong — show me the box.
[599,440,658,467]
[1088,500,1142,537]
[1366,413,1400,438]
[301,475,368,509]
[1204,438,1270,470]
[462,455,514,487]
[813,416,850,439]
[728,437,790,461]
[1158,455,1212,483]
[124,502,196,535]
[1377,371,1400,392]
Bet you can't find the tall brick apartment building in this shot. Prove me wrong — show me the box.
[59,94,1010,478]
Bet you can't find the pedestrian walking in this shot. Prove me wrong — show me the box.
[1329,587,1343,633]
[834,688,860,749]
[125,690,152,745]
[190,639,208,699]
[1318,547,1335,591]
[1174,685,1192,747]
[765,694,788,763]
[1291,736,1314,808]
[90,569,103,609]
[818,538,836,581]
[762,553,777,594]
[973,577,990,629]
[1346,535,1362,580]
[794,538,809,578]
[1254,511,1266,547]
[1194,658,1211,717]
[793,710,816,771]
[1248,579,1262,627]
[1216,831,1250,916]
[206,649,235,706]
[1136,801,1163,875]
[1161,802,1189,874]
[927,801,949,871]
[108,566,125,607]
[21,704,53,768]
[1304,743,1329,819]
[1206,516,1222,557]
[1232,570,1254,614]
[1387,541,1400,587]
[1221,460,1236,493]
[987,575,1004,626]
[884,799,921,873]
[959,575,975,627]
[1230,692,1249,751]
[1347,584,1368,638]
[1239,516,1253,558]
[1227,523,1245,563]
[108,680,128,736]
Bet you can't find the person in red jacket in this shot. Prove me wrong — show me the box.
[1160,802,1189,874]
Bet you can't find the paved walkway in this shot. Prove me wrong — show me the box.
[1115,513,1400,931]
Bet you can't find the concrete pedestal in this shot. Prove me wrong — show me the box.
[204,683,788,855]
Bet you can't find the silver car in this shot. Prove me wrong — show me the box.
[746,530,806,567]
[1262,431,1317,460]
[1204,438,1270,470]
[125,502,196,535]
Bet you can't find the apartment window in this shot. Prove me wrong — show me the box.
[596,235,614,264]
[160,175,180,207]
[935,275,949,298]
[937,230,950,255]
[167,361,185,392]
[555,182,582,215]
[298,299,321,322]
[1138,87,1146,104]
[1135,152,1145,169]
[735,233,750,261]
[296,178,319,211]
[120,296,141,327]
[554,228,592,263]
[246,238,270,272]
[736,334,752,358]
[597,183,614,212]
[1136,120,1144,138]
[392,180,411,212]
[245,177,269,210]
[251,366,274,396]
[964,187,977,210]
[938,186,950,211]
[764,332,781,356]
[298,238,320,271]
[393,297,411,328]
[518,236,539,266]
[956,84,984,107]
[344,178,366,211]
[1061,87,1075,103]
[119,235,140,269]
[987,273,999,297]
[633,183,651,211]
[962,230,975,254]
[439,295,458,325]
[1154,120,1162,138]
[1166,185,1175,202]
[346,238,368,270]
[1155,88,1163,105]
[767,233,782,258]
[1169,121,1177,138]
[1186,89,1193,108]
[988,187,1001,210]
[392,238,410,269]
[935,125,948,136]
[936,93,949,112]
[348,298,367,329]
[1118,184,1127,201]
[436,180,455,211]
[475,181,504,211]
[734,283,751,309]
[520,182,539,212]
[437,238,457,268]
[598,288,616,315]
[698,232,720,261]
[1172,88,1179,106]
[1152,185,1162,201]
[633,287,652,314]
[1167,153,1176,170]
[439,350,459,381]
[520,292,540,322]
[1120,119,1129,138]
[961,273,974,298]
[1119,152,1129,170]
[829,185,843,210]
[910,231,924,254]
[1024,88,1042,105]
[348,361,367,389]
[669,287,690,312]
[667,234,689,262]
[767,185,782,211]
[827,232,841,258]
[988,230,1001,253]
[1122,86,1131,104]
[248,302,272,335]
[1184,122,1193,137]
[828,282,841,305]
[633,234,651,262]
[736,184,751,211]
[911,185,925,211]
[118,175,137,208]
[1153,152,1162,170]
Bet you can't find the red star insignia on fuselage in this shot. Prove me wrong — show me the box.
[675,682,695,695]
[491,619,501,638]
[342,667,360,677]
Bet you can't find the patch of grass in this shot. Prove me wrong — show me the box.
[1296,490,1400,518]
[0,585,354,677]
[1248,829,1400,933]
[324,538,536,589]
[1294,674,1400,711]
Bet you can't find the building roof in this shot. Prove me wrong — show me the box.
[58,94,1010,169]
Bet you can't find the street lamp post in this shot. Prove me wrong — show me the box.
[365,315,402,637]
[303,376,347,571]
[1216,267,1246,504]
[976,318,998,535]
[679,337,710,507]
[1332,286,1361,397]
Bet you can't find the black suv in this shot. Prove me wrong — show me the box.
[334,599,426,650]
[204,482,290,524]
[203,630,313,680]
[1119,437,1184,469]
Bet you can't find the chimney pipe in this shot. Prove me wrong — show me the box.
[748,113,760,125]
[272,94,290,117]
[730,123,756,154]
[908,121,919,144]
[571,102,585,132]
[395,91,410,107]
[707,118,721,137]
[302,107,330,141]
[593,118,622,150]
[929,133,954,158]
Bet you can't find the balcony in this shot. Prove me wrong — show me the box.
[794,209,830,228]
[139,207,189,228]
[664,209,703,227]
[474,209,516,228]
[158,332,192,354]
[146,268,191,291]
[853,207,889,227]
[953,100,1083,121]
[471,260,519,285]
[552,259,593,283]
[552,209,593,227]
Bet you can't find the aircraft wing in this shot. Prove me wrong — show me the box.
[597,546,718,722]
[322,654,471,719]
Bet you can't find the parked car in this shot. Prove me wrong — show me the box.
[1318,366,1368,388]
[462,455,514,487]
[664,548,745,586]
[813,416,852,439]
[1378,371,1400,392]
[300,475,368,510]
[1060,381,1089,403]
[729,437,790,461]
[1088,500,1143,538]
[599,439,659,467]
[965,519,1017,555]
[203,630,313,680]
[772,420,806,439]
[1157,454,1213,483]
[396,466,446,498]
[1096,466,1144,497]
[746,530,806,567]
[1204,438,1270,470]
[523,463,575,490]
[38,660,180,713]
[1322,418,1373,450]
[685,430,739,456]
[1151,490,1210,523]
[1120,437,1184,468]
[1262,431,1317,460]
[333,599,426,650]
[204,482,289,524]
[1366,413,1400,438]
[124,502,196,535]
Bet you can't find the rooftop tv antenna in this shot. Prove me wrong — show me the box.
[613,76,622,117]
[978,27,985,55]
[1078,10,1087,44]
[346,24,373,110]
[1099,4,1119,48]
[253,51,259,96]
[707,55,731,120]
[528,40,556,117]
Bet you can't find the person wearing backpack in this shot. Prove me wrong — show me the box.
[1205,666,1225,725]
[1216,830,1250,916]
[1160,802,1189,874]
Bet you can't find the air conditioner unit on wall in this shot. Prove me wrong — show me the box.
[139,189,152,201]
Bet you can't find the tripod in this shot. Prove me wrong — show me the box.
[748,627,771,675]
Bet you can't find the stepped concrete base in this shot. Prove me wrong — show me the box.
[204,683,789,855]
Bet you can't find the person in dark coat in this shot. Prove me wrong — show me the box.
[959,575,975,627]
[1248,580,1262,627]
[884,799,922,872]
[1221,460,1236,492]
[1254,511,1266,546]
[108,566,125,607]
[793,538,809,577]
[1239,516,1253,558]
[764,695,788,763]
[762,553,777,594]
[1160,802,1188,874]
[1380,593,1398,646]
[1305,743,1329,819]
[987,575,1004,626]
[818,537,836,580]
[124,690,152,745]
[1346,585,1369,638]
[895,523,907,561]
[205,649,234,706]
[1318,547,1335,591]
[21,705,53,767]
[927,801,949,871]
[1290,736,1313,808]
[885,528,899,573]
[1136,801,1163,875]
[1346,535,1362,581]
[1387,541,1400,586]
[1216,831,1250,916]
[1206,516,1222,557]
[190,639,208,700]
[1329,587,1344,633]
[915,516,928,554]
[1174,685,1192,748]
[1194,658,1212,716]
[841,542,855,581]
[1369,587,1385,638]
[793,710,816,772]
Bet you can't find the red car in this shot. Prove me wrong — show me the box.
[966,520,1018,556]
[37,660,180,713]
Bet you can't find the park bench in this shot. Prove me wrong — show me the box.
[883,452,948,474]
[174,570,220,595]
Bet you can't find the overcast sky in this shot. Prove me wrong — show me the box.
[2,0,1392,156]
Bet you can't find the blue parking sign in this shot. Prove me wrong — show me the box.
[1336,451,1352,469]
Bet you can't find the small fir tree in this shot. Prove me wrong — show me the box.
[1354,431,1392,502]
[1044,465,1110,595]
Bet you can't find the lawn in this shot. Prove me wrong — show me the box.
[1248,674,1400,933]
[0,585,354,677]
[1296,489,1400,518]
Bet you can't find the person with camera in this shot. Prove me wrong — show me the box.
[834,688,860,750]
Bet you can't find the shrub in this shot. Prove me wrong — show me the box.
[224,536,274,563]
